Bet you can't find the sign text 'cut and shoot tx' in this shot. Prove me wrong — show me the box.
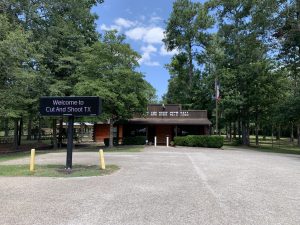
[39,96,101,116]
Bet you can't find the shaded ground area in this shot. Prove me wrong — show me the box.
[1,146,300,225]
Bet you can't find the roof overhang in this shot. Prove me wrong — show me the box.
[127,118,212,125]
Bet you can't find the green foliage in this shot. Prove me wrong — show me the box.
[123,136,146,145]
[74,31,154,123]
[163,0,214,107]
[174,135,224,148]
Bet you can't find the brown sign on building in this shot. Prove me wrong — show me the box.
[146,104,207,119]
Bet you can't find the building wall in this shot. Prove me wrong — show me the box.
[94,124,110,143]
[94,124,123,144]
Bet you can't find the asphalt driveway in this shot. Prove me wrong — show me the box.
[0,146,300,225]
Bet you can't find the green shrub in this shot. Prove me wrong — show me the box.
[173,136,186,146]
[123,136,146,145]
[174,135,224,148]
[231,138,242,146]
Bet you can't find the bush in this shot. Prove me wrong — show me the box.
[173,135,224,148]
[231,138,242,146]
[123,136,146,145]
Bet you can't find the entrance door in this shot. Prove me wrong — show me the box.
[155,125,173,144]
[147,125,155,144]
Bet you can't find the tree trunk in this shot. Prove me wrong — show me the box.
[233,122,236,139]
[27,116,32,140]
[109,119,114,148]
[18,117,23,146]
[255,112,259,146]
[14,119,19,150]
[4,118,9,137]
[255,122,259,146]
[38,116,42,142]
[225,124,228,139]
[242,120,250,146]
[188,42,193,86]
[229,122,232,142]
[297,125,300,147]
[238,118,241,140]
[271,125,274,148]
[52,118,58,149]
[58,117,63,148]
[290,122,294,143]
[276,126,280,140]
[262,127,266,140]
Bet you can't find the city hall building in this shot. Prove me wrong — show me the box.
[94,104,212,145]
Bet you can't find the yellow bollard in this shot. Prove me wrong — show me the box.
[30,149,35,172]
[99,149,106,170]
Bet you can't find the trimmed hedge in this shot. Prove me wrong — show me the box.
[174,135,224,148]
[123,136,146,145]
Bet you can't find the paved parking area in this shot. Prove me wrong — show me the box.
[1,146,300,225]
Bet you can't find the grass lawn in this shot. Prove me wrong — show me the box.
[0,145,143,163]
[0,164,119,177]
[0,150,64,162]
[76,145,144,153]
[103,146,143,152]
[224,135,300,155]
[0,151,35,162]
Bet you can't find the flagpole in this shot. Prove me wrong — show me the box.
[215,77,218,135]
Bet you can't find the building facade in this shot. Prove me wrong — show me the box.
[94,104,212,145]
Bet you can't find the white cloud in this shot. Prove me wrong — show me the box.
[150,16,163,24]
[114,18,136,28]
[143,27,164,44]
[126,26,164,44]
[160,45,179,56]
[139,44,160,66]
[141,45,157,54]
[100,18,136,32]
[100,24,121,32]
[125,27,147,40]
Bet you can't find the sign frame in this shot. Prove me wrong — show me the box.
[39,96,101,117]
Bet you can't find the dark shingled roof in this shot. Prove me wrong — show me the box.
[127,118,212,125]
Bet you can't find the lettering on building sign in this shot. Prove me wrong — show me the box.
[147,111,190,117]
[180,111,189,117]
[158,112,168,117]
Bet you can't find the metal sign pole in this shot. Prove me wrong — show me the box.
[66,116,74,170]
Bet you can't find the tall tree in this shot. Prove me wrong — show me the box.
[163,0,214,88]
[74,31,155,147]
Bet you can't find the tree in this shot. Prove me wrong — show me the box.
[205,0,285,145]
[163,0,214,89]
[1,0,104,147]
[74,31,155,147]
[0,14,46,148]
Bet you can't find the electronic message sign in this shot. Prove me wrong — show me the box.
[40,96,101,116]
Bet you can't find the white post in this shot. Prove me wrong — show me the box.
[166,136,169,147]
[154,136,157,147]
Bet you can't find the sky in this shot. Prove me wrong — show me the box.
[91,0,188,100]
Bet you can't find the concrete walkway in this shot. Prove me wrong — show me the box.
[0,146,300,225]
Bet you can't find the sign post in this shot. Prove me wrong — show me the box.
[40,96,101,170]
[66,116,74,169]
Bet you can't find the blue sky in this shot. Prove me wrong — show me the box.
[92,0,191,99]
